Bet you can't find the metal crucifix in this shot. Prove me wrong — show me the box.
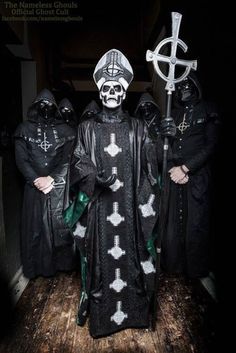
[146,12,197,330]
[146,12,197,92]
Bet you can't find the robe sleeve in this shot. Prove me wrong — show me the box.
[63,122,97,229]
[184,108,220,173]
[142,135,160,187]
[138,128,161,256]
[70,122,97,197]
[14,137,38,185]
[49,137,75,180]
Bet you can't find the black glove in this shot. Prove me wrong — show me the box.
[96,171,117,188]
[160,117,176,137]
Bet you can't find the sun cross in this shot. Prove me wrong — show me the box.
[146,12,197,91]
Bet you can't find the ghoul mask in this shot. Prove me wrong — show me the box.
[38,99,56,119]
[60,106,72,122]
[138,102,159,122]
[176,77,197,103]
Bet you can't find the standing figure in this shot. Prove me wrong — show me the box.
[134,92,162,140]
[134,91,176,168]
[162,73,220,278]
[14,88,76,279]
[64,49,160,338]
[58,98,78,129]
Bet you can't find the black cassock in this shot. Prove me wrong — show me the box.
[162,96,220,278]
[14,90,76,279]
[65,110,160,337]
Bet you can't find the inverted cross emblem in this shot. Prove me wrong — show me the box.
[139,194,156,218]
[110,301,128,326]
[107,202,125,226]
[104,133,122,157]
[177,113,190,134]
[141,256,156,275]
[109,268,127,293]
[38,132,52,152]
[107,235,126,260]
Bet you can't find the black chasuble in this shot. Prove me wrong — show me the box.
[64,110,160,337]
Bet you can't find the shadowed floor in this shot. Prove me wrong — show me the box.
[0,272,217,353]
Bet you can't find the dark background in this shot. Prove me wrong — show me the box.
[0,0,233,348]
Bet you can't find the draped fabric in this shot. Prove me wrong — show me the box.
[64,111,160,337]
[14,89,76,279]
[162,99,220,278]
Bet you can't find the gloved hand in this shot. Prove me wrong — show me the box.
[96,171,117,188]
[160,117,176,137]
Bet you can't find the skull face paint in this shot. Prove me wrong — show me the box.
[100,81,126,109]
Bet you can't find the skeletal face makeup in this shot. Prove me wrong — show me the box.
[99,81,126,109]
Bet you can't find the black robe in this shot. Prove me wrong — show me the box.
[64,110,160,338]
[14,89,76,279]
[162,93,220,278]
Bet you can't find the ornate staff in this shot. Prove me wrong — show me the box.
[146,11,197,329]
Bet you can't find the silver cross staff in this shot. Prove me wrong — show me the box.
[146,12,197,91]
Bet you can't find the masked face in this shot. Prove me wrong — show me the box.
[99,81,126,109]
[60,107,73,123]
[139,102,157,120]
[38,99,55,118]
[176,77,197,103]
[61,107,71,113]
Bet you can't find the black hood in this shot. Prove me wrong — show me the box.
[174,71,202,107]
[27,88,60,123]
[58,98,77,127]
[186,71,202,101]
[33,88,57,106]
[58,98,74,112]
[81,100,100,121]
[134,92,161,118]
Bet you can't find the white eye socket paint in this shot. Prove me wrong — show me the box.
[99,81,126,109]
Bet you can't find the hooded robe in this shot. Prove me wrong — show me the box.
[14,89,76,278]
[162,74,220,278]
[58,98,78,129]
[135,92,162,141]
